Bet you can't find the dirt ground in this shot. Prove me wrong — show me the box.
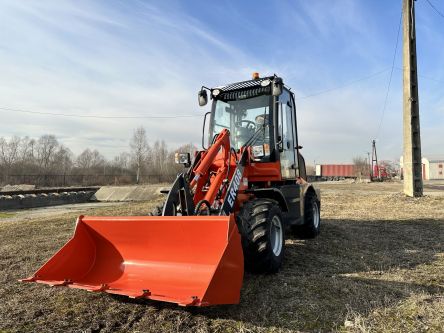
[1,182,443,332]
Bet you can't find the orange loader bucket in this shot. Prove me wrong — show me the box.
[21,215,244,306]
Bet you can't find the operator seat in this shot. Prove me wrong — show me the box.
[252,114,271,160]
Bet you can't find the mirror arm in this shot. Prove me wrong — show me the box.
[272,77,283,96]
[276,135,283,152]
[202,112,211,150]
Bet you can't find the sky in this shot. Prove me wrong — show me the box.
[0,0,443,164]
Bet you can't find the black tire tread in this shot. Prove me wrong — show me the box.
[292,192,320,239]
[237,198,284,273]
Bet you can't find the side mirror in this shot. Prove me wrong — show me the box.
[198,89,208,106]
[272,77,283,96]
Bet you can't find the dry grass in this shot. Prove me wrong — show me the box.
[0,212,16,219]
[1,183,443,332]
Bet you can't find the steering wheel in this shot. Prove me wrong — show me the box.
[236,120,256,130]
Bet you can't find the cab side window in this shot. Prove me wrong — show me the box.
[278,90,297,178]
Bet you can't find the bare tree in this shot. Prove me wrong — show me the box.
[0,136,21,175]
[19,137,35,163]
[76,148,104,174]
[353,156,370,179]
[76,148,93,170]
[130,127,150,184]
[53,146,73,175]
[113,152,131,175]
[0,131,196,186]
[152,140,168,175]
[90,149,105,170]
[379,160,398,178]
[36,135,59,172]
[305,165,315,176]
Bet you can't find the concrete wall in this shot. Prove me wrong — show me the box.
[93,185,166,202]
[429,161,444,180]
[0,191,95,210]
[400,156,431,180]
[0,184,167,210]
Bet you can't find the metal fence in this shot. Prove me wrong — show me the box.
[0,174,177,187]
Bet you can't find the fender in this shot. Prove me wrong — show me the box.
[299,183,321,218]
[244,187,289,212]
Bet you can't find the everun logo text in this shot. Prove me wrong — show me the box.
[227,168,242,208]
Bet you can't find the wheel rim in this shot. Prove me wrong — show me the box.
[270,215,283,256]
[312,201,320,229]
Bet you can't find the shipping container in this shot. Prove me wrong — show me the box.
[315,164,356,178]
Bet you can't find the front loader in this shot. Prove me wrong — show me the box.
[22,73,321,306]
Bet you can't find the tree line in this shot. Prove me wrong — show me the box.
[0,127,196,186]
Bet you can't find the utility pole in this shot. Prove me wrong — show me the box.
[366,152,371,178]
[403,0,423,197]
[371,140,379,181]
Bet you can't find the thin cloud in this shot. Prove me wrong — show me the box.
[0,0,442,164]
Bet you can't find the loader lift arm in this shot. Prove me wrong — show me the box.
[162,128,231,216]
[163,125,264,217]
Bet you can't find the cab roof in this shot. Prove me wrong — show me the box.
[214,76,276,92]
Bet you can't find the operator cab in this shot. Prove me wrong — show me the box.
[212,94,272,158]
[198,74,303,180]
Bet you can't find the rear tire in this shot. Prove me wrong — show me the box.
[292,192,320,239]
[237,199,285,273]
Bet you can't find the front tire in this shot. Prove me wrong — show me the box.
[237,199,285,273]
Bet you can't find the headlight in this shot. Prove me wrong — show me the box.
[212,89,221,97]
[175,153,191,167]
[260,79,271,87]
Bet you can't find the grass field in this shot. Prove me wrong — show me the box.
[1,182,443,332]
[0,212,16,219]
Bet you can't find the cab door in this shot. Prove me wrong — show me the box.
[278,90,297,179]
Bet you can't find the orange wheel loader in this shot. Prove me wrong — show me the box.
[21,74,321,307]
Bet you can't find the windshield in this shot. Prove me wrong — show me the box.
[211,95,271,153]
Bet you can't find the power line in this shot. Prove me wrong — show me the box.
[376,11,402,139]
[415,73,444,83]
[425,0,444,19]
[295,68,390,100]
[1,70,392,118]
[0,106,202,119]
[394,67,444,83]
